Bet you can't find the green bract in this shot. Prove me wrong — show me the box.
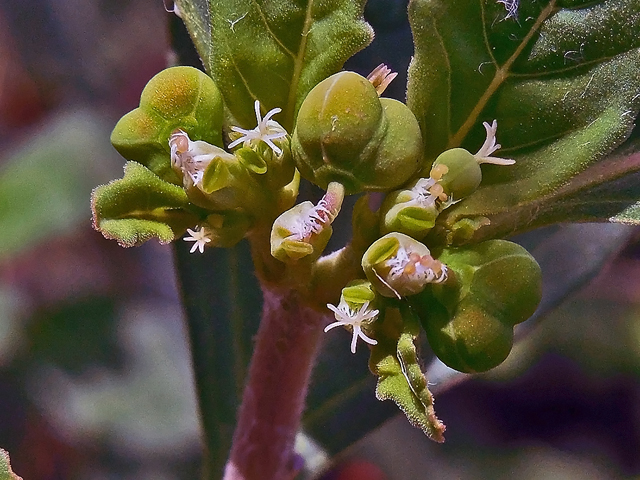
[110,66,224,183]
[340,280,378,309]
[91,161,199,247]
[292,71,422,194]
[418,240,543,373]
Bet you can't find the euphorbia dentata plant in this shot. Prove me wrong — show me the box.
[90,0,640,478]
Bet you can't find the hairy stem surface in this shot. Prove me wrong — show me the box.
[223,287,326,480]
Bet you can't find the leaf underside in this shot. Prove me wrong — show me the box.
[176,0,373,131]
[408,0,640,242]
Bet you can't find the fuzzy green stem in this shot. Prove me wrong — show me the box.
[223,287,326,480]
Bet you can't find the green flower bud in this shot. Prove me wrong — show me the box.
[419,240,542,373]
[431,148,482,200]
[111,66,224,182]
[362,232,448,298]
[292,71,422,194]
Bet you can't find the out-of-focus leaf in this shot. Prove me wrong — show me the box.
[27,297,121,374]
[408,0,640,244]
[91,162,199,247]
[0,112,122,260]
[173,239,262,477]
[0,449,21,480]
[175,0,374,130]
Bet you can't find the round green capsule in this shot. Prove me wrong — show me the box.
[420,240,542,373]
[431,148,482,200]
[111,66,224,182]
[292,72,422,194]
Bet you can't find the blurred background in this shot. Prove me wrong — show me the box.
[0,1,639,479]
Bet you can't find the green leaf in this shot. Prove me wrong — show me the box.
[0,449,21,480]
[175,0,373,130]
[370,307,446,442]
[408,0,640,243]
[91,162,199,247]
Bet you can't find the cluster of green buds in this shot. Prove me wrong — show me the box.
[92,66,296,250]
[92,63,543,440]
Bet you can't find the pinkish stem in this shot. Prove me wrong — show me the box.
[223,287,326,480]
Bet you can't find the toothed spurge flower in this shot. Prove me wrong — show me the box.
[228,100,288,155]
[170,130,235,188]
[183,226,212,253]
[325,300,379,353]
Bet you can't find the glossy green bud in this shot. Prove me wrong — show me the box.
[292,72,422,194]
[111,66,224,182]
[419,240,542,373]
[362,232,448,298]
[431,148,482,200]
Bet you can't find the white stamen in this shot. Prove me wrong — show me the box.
[169,130,235,189]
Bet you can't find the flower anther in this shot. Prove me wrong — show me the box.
[228,100,288,155]
[366,63,398,96]
[325,300,379,353]
[183,226,212,253]
[385,246,448,286]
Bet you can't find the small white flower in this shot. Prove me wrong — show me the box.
[183,226,212,253]
[325,300,379,353]
[169,130,235,189]
[412,177,439,208]
[474,120,515,165]
[228,100,288,155]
